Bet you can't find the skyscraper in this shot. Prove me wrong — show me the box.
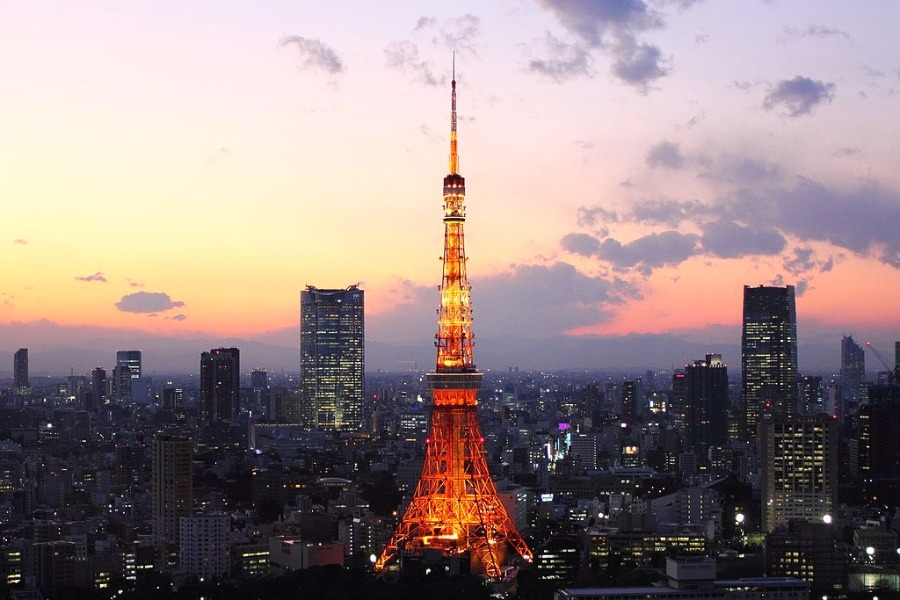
[840,335,865,420]
[376,68,532,578]
[760,414,837,532]
[251,368,268,412]
[858,381,900,502]
[152,434,193,549]
[680,353,728,456]
[90,367,106,409]
[621,380,637,421]
[114,350,142,402]
[250,368,267,391]
[741,285,798,438]
[13,348,28,390]
[200,347,240,421]
[300,285,364,431]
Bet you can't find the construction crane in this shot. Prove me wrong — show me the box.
[865,341,898,382]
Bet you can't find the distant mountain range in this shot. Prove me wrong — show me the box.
[0,331,841,378]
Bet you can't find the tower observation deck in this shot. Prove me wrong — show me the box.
[374,66,533,579]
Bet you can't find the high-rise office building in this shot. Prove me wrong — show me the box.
[114,350,142,402]
[621,380,637,420]
[200,347,240,421]
[13,348,28,390]
[680,353,728,456]
[250,368,268,411]
[90,367,106,409]
[152,435,193,548]
[857,381,900,501]
[250,368,267,391]
[840,335,865,420]
[162,385,185,414]
[741,285,798,438]
[179,514,230,580]
[300,285,364,431]
[797,375,823,415]
[760,414,837,532]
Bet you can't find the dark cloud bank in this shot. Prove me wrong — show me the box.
[529,0,678,90]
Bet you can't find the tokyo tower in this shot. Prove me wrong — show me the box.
[374,66,533,578]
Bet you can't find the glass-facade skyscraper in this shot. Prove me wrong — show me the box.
[741,284,797,439]
[300,285,364,432]
[840,335,865,420]
[114,350,142,402]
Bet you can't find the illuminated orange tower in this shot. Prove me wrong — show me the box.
[375,66,533,578]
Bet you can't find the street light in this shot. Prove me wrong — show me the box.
[734,513,745,546]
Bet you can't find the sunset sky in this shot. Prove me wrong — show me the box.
[2,1,899,371]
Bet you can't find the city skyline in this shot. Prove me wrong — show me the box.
[2,2,899,369]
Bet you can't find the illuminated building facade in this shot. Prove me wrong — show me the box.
[233,543,269,578]
[586,530,707,569]
[268,537,344,572]
[741,285,797,439]
[300,285,364,431]
[200,347,241,421]
[760,415,837,532]
[535,535,580,583]
[797,375,823,415]
[375,69,533,578]
[765,519,847,595]
[114,350,142,402]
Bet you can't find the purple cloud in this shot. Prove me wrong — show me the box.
[700,220,786,258]
[385,41,439,86]
[534,0,670,89]
[763,76,835,117]
[576,205,619,227]
[646,141,685,169]
[527,33,593,82]
[115,292,185,314]
[75,272,108,283]
[279,36,343,74]
[562,232,602,257]
[595,231,700,275]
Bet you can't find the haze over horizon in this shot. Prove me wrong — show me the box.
[2,2,898,372]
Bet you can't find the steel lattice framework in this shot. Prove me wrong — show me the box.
[374,67,533,579]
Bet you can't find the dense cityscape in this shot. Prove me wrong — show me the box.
[3,5,900,599]
[1,309,899,600]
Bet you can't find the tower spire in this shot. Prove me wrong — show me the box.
[449,52,458,175]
